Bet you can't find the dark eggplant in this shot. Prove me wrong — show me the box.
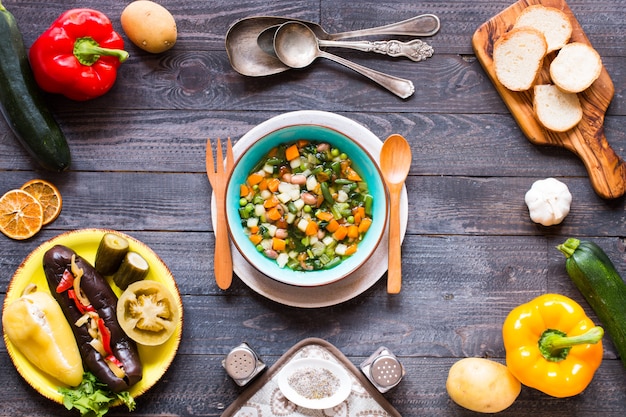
[43,244,142,392]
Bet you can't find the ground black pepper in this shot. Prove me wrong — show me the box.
[287,366,340,399]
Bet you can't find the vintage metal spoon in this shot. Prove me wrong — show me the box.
[273,22,415,99]
[262,30,433,61]
[257,14,439,57]
[380,134,412,294]
[225,14,440,76]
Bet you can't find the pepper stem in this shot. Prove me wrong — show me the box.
[73,37,129,66]
[539,326,604,362]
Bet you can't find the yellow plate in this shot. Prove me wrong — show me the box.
[2,228,183,405]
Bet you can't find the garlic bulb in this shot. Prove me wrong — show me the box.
[525,178,572,226]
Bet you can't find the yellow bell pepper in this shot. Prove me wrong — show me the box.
[2,284,83,386]
[502,293,603,398]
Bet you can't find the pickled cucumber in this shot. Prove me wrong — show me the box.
[94,233,129,275]
[113,251,149,290]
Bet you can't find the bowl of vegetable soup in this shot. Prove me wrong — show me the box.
[225,111,388,287]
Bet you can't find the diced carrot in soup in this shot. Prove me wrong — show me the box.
[333,225,348,240]
[266,207,282,221]
[344,244,358,255]
[267,178,280,192]
[285,144,300,161]
[272,237,286,251]
[247,173,264,186]
[315,211,334,221]
[249,234,263,245]
[345,167,362,181]
[326,219,340,233]
[263,195,280,208]
[305,221,319,236]
[358,217,372,233]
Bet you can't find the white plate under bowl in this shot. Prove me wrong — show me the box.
[210,110,408,307]
[277,358,352,409]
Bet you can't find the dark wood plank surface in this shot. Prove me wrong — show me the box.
[1,0,625,416]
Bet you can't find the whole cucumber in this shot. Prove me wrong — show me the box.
[0,1,71,171]
[557,238,626,368]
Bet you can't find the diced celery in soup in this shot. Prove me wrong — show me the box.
[238,140,374,271]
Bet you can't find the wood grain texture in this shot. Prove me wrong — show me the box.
[472,0,626,199]
[1,0,626,416]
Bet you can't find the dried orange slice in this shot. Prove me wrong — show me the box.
[20,179,62,225]
[0,189,43,240]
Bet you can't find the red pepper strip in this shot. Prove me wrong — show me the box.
[67,289,95,314]
[99,320,125,372]
[97,318,113,356]
[29,8,128,101]
[56,269,74,293]
[106,354,124,369]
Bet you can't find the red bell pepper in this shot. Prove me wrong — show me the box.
[29,9,128,101]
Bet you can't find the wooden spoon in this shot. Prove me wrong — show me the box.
[380,134,412,294]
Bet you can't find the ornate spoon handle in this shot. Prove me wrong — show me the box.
[318,38,434,62]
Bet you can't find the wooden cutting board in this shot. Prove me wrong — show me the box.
[472,0,626,199]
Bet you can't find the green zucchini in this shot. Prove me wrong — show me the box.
[557,238,626,368]
[0,1,70,171]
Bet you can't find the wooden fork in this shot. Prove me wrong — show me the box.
[206,138,235,290]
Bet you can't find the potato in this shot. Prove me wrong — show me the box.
[121,1,177,53]
[446,358,521,413]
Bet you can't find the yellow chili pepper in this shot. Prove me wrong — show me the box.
[502,293,603,398]
[3,284,83,386]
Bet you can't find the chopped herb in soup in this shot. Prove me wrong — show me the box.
[238,140,374,271]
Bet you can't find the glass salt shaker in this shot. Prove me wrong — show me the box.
[360,346,405,393]
[222,342,266,386]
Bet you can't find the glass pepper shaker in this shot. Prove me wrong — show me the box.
[222,342,266,386]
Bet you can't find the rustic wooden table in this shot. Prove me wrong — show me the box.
[1,0,625,416]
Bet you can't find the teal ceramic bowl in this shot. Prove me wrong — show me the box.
[225,123,388,287]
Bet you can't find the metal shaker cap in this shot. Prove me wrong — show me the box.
[224,346,257,380]
[370,355,403,387]
[360,346,405,392]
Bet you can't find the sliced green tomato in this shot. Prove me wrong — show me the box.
[116,280,180,346]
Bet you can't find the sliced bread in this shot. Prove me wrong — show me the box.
[514,5,572,53]
[493,28,547,91]
[533,84,583,132]
[550,42,602,93]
